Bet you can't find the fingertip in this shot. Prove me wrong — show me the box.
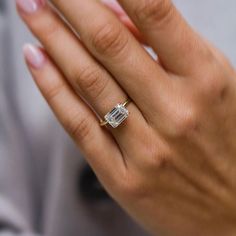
[16,0,45,14]
[23,43,46,70]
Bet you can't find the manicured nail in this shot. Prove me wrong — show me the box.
[23,44,46,69]
[101,0,126,16]
[16,0,44,14]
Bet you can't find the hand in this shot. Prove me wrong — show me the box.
[16,0,236,235]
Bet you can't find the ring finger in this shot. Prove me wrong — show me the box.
[16,0,148,162]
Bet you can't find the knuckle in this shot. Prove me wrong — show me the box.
[66,115,92,141]
[149,146,172,170]
[140,133,171,169]
[197,48,231,100]
[117,173,148,200]
[74,67,109,100]
[172,107,200,138]
[134,0,173,27]
[199,65,230,102]
[91,23,129,57]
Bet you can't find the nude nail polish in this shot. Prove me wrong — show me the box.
[16,0,44,14]
[23,44,46,69]
[101,0,125,16]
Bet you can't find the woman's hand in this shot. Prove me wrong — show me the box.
[16,0,236,235]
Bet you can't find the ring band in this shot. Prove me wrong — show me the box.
[100,98,131,128]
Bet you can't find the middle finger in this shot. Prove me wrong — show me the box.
[51,0,170,118]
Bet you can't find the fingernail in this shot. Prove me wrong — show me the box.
[16,0,44,14]
[101,0,125,16]
[23,44,46,69]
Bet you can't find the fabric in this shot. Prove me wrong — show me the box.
[0,0,236,235]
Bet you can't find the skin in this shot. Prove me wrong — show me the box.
[16,0,236,235]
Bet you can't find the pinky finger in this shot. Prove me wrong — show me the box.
[23,43,125,184]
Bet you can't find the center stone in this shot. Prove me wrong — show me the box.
[104,104,129,128]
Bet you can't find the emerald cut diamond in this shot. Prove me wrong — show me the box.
[104,104,129,128]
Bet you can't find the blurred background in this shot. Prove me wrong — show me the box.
[1,0,236,235]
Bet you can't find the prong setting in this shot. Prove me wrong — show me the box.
[104,103,129,128]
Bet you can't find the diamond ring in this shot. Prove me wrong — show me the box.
[100,99,131,128]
